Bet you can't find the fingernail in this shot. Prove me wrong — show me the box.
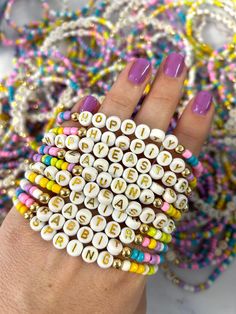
[128,58,151,84]
[192,91,213,115]
[164,52,185,78]
[80,95,98,113]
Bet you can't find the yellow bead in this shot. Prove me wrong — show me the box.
[129,262,139,273]
[160,232,167,242]
[58,127,64,134]
[39,177,49,188]
[51,158,57,166]
[147,227,157,237]
[136,264,145,274]
[56,160,64,169]
[148,265,155,275]
[167,204,175,216]
[15,202,22,211]
[61,162,69,170]
[46,181,54,191]
[51,184,62,194]
[148,239,157,250]
[173,210,182,221]
[19,205,28,215]
[28,172,37,183]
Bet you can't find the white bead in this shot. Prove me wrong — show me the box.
[126,201,142,217]
[63,219,80,236]
[76,208,92,225]
[93,158,109,172]
[96,172,112,188]
[108,163,124,178]
[79,153,95,167]
[125,184,141,200]
[125,216,141,230]
[108,147,123,163]
[150,182,165,196]
[37,206,52,222]
[62,203,78,219]
[112,209,127,223]
[111,178,127,194]
[162,171,177,187]
[86,127,102,142]
[78,111,92,126]
[119,227,135,244]
[150,128,165,142]
[112,195,129,211]
[153,213,168,229]
[55,170,72,186]
[137,174,152,189]
[122,152,138,168]
[83,182,100,198]
[163,134,178,150]
[82,246,98,263]
[67,239,83,257]
[32,162,46,174]
[144,143,159,159]
[130,139,145,154]
[149,164,164,180]
[139,189,155,205]
[40,225,56,241]
[153,230,163,240]
[48,196,64,213]
[53,232,69,250]
[136,158,151,174]
[105,221,121,238]
[135,124,150,140]
[106,116,121,132]
[65,135,79,150]
[44,166,58,180]
[162,219,176,234]
[90,215,107,232]
[156,151,172,166]
[92,112,106,128]
[121,119,136,135]
[101,131,116,147]
[84,197,99,210]
[98,204,113,217]
[123,168,138,183]
[140,207,155,224]
[69,191,85,205]
[174,178,188,193]
[82,167,98,182]
[32,188,42,200]
[93,142,109,158]
[43,132,55,146]
[98,189,113,205]
[49,213,65,230]
[69,176,85,192]
[97,251,114,269]
[64,151,80,163]
[92,232,109,249]
[30,216,45,231]
[55,134,67,148]
[34,174,43,185]
[77,226,94,243]
[170,158,186,173]
[174,194,188,210]
[163,188,177,203]
[107,239,123,255]
[78,137,94,153]
[121,260,131,272]
[115,135,130,150]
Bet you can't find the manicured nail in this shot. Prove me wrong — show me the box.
[128,58,151,84]
[80,95,98,113]
[192,91,213,115]
[164,52,185,78]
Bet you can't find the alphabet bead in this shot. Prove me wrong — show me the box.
[76,208,92,225]
[130,139,145,154]
[69,191,85,205]
[90,215,107,232]
[115,135,130,150]
[140,207,155,224]
[163,134,178,150]
[174,178,189,193]
[139,189,155,205]
[174,194,188,210]
[150,129,165,142]
[126,201,142,217]
[48,196,65,213]
[122,152,138,168]
[108,163,124,178]
[78,111,93,126]
[111,178,127,194]
[67,239,83,257]
[69,176,85,192]
[55,134,67,148]
[105,221,121,238]
[112,209,127,223]
[63,219,80,236]
[77,226,94,243]
[156,151,172,166]
[149,164,164,180]
[119,227,135,244]
[136,158,151,174]
[163,188,177,203]
[98,189,113,205]
[135,124,150,140]
[83,182,100,198]
[101,131,116,147]
[153,213,168,229]
[162,171,177,187]
[170,158,185,173]
[106,116,121,132]
[62,203,78,219]
[49,213,65,230]
[93,142,109,158]
[37,206,52,222]
[98,204,113,217]
[41,225,56,241]
[108,147,123,163]
[107,239,123,255]
[78,137,94,153]
[65,151,80,163]
[92,112,106,128]
[53,232,69,250]
[144,143,159,159]
[150,182,165,196]
[92,232,109,249]
[82,167,98,182]
[32,162,46,174]
[80,153,95,167]
[121,119,136,135]
[44,166,58,181]
[97,251,114,269]
[137,174,152,189]
[84,197,99,210]
[96,172,112,188]
[123,168,138,183]
[43,132,56,146]
[30,216,45,231]
[125,216,141,230]
[86,127,102,142]
[82,246,98,263]
[112,195,129,211]
[162,219,176,234]
[125,184,141,200]
[93,158,109,172]
[55,170,72,186]
[65,135,79,150]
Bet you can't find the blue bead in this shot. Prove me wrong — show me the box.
[136,251,144,263]
[45,156,52,166]
[130,249,139,260]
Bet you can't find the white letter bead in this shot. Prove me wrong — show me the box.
[98,189,113,205]
[153,213,168,229]
[48,196,65,213]
[108,147,123,162]
[49,213,65,230]
[76,208,92,225]
[44,166,58,180]
[79,153,95,167]
[139,189,155,205]
[83,182,100,198]
[69,191,85,205]
[140,207,155,224]
[55,170,72,186]
[150,128,165,142]
[119,227,135,244]
[62,203,78,219]
[55,134,67,148]
[108,163,124,178]
[137,174,152,189]
[153,230,163,240]
[170,158,186,173]
[125,216,141,230]
[144,143,159,159]
[82,167,98,182]
[130,139,145,154]
[65,135,79,150]
[97,251,114,269]
[82,246,98,263]
[111,178,127,194]
[135,124,150,140]
[121,119,136,135]
[125,184,141,200]
[115,135,130,150]
[163,134,178,150]
[43,132,55,146]
[78,137,94,153]
[163,188,177,203]
[150,182,165,196]
[112,209,127,223]
[112,195,129,211]
[105,221,121,238]
[93,142,109,158]
[174,178,189,193]
[32,162,46,174]
[126,201,142,217]
[77,226,94,243]
[92,232,109,249]
[78,111,92,126]
[162,219,176,234]
[37,206,52,222]
[162,171,177,187]
[149,164,164,180]
[93,158,109,172]
[67,239,83,257]
[123,168,138,183]
[174,194,188,210]
[98,204,113,217]
[136,158,151,174]
[106,116,121,132]
[121,260,131,272]
[90,215,107,232]
[41,225,56,241]
[96,172,112,188]
[92,112,106,128]
[53,232,69,250]
[107,239,123,255]
[63,219,80,236]
[122,152,138,167]
[30,216,45,231]
[69,176,85,192]
[65,151,80,163]
[156,151,172,166]
[84,197,99,210]
[86,127,102,142]
[101,131,116,147]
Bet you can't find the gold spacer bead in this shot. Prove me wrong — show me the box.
[24,211,34,220]
[59,187,70,198]
[121,247,132,258]
[29,203,39,213]
[181,205,189,213]
[134,234,143,245]
[113,259,122,269]
[140,224,149,234]
[78,127,87,137]
[186,187,192,196]
[175,144,185,154]
[57,149,66,159]
[153,198,163,208]
[72,165,83,176]
[71,112,79,121]
[39,193,50,204]
[182,168,191,177]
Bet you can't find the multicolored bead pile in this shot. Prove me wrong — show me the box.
[0,0,236,289]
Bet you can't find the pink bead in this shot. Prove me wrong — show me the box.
[182,149,192,159]
[142,237,150,247]
[64,127,71,135]
[161,202,170,212]
[25,199,34,207]
[49,147,59,156]
[71,127,78,135]
[144,253,151,262]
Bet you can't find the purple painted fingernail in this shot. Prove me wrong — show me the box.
[80,95,98,113]
[192,91,213,115]
[128,58,151,84]
[164,52,185,78]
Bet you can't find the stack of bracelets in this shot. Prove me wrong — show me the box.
[0,0,235,290]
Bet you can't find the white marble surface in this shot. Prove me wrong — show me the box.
[0,1,235,313]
